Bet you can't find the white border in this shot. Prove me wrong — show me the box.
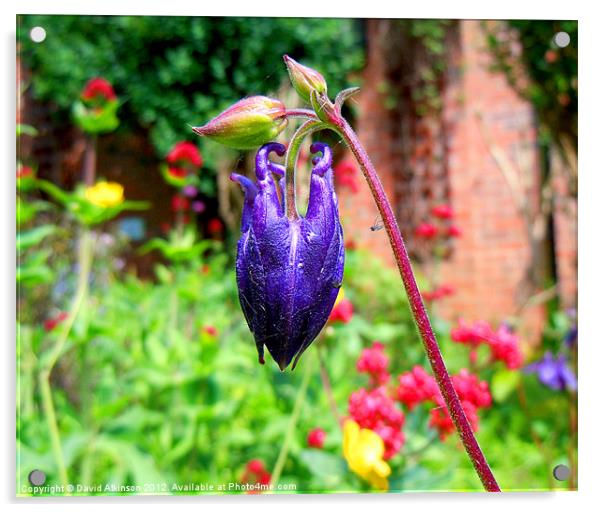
[3,1,600,511]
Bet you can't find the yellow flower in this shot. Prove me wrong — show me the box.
[85,182,124,207]
[333,288,345,308]
[343,419,391,491]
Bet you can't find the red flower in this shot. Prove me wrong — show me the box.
[357,342,390,386]
[415,222,438,239]
[450,319,495,347]
[431,204,454,219]
[545,49,559,63]
[329,298,354,324]
[81,77,117,102]
[241,459,271,493]
[166,141,203,168]
[429,400,479,440]
[203,326,218,337]
[489,325,523,369]
[171,195,190,212]
[307,428,326,449]
[207,218,223,235]
[168,167,187,179]
[395,366,440,410]
[427,370,491,440]
[17,165,34,179]
[44,312,69,332]
[452,369,492,409]
[451,320,523,369]
[348,387,405,459]
[334,159,360,193]
[422,284,455,302]
[245,459,265,474]
[447,225,462,238]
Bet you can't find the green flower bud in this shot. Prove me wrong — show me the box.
[283,55,328,103]
[192,96,287,150]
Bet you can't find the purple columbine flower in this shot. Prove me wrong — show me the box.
[230,142,344,370]
[524,351,577,391]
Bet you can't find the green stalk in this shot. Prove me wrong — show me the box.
[38,228,94,490]
[269,352,314,490]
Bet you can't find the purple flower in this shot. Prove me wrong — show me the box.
[230,142,344,370]
[524,352,577,391]
[192,200,206,213]
[183,185,198,198]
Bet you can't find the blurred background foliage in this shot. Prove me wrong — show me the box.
[18,15,364,157]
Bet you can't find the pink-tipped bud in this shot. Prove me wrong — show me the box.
[283,55,328,103]
[192,96,287,150]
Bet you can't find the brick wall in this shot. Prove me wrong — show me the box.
[337,20,576,340]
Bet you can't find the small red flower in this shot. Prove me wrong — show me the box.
[171,195,190,212]
[348,387,405,459]
[450,319,495,347]
[246,459,265,474]
[428,370,491,440]
[423,284,455,302]
[166,141,203,168]
[203,325,218,337]
[207,218,223,235]
[489,325,523,369]
[168,167,187,179]
[545,49,559,63]
[81,77,117,102]
[307,428,326,449]
[17,165,34,179]
[452,369,492,409]
[431,204,454,219]
[44,312,69,332]
[329,298,354,324]
[357,342,390,386]
[395,366,440,410]
[241,459,271,493]
[415,222,438,239]
[334,159,360,193]
[429,400,479,440]
[447,225,462,238]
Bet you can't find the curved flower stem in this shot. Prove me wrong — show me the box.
[284,108,318,119]
[39,227,94,491]
[331,117,501,492]
[269,351,314,490]
[283,120,328,219]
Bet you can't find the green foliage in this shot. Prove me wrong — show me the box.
[486,20,577,151]
[35,179,149,226]
[72,99,120,134]
[17,227,576,493]
[18,16,364,157]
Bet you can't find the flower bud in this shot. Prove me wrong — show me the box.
[283,55,328,103]
[192,96,287,150]
[231,142,345,370]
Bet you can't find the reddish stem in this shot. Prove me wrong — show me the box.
[284,108,318,119]
[336,117,501,492]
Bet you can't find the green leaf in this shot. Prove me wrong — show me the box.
[298,449,347,483]
[17,225,56,251]
[491,369,521,402]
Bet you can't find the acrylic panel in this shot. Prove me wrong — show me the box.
[16,15,577,496]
